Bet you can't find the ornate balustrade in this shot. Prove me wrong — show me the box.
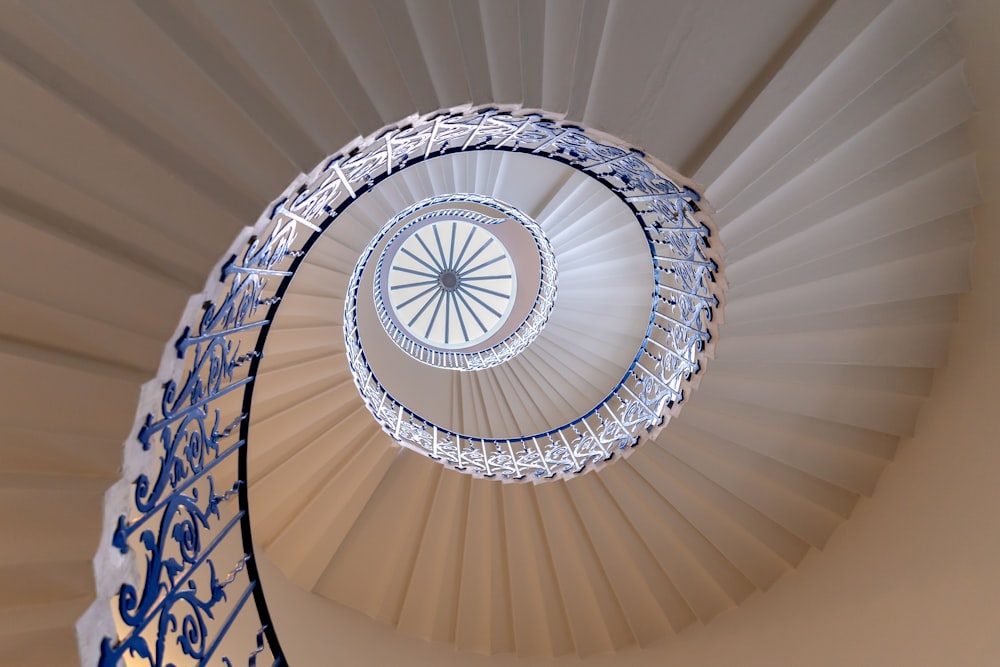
[337,109,723,479]
[96,218,301,666]
[95,106,722,665]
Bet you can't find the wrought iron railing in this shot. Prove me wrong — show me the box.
[92,105,722,666]
[94,217,301,666]
[338,111,723,479]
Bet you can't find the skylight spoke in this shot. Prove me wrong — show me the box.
[447,221,457,269]
[399,247,441,275]
[444,288,451,344]
[424,291,447,338]
[460,254,507,276]
[390,279,439,290]
[432,224,449,272]
[452,225,477,271]
[456,236,495,274]
[461,274,512,281]
[455,290,489,334]
[396,284,439,309]
[407,288,443,327]
[451,291,470,340]
[459,286,505,319]
[414,231,445,272]
[391,265,439,279]
[463,283,512,299]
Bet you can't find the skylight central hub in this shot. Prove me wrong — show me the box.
[438,270,459,291]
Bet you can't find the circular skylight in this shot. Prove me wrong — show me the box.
[385,220,516,349]
[361,193,558,371]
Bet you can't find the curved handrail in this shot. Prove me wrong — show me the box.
[95,218,301,666]
[328,109,724,479]
[92,105,723,667]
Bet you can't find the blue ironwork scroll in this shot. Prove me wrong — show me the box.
[99,221,301,666]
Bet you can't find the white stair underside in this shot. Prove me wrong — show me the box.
[243,0,977,657]
[0,0,979,663]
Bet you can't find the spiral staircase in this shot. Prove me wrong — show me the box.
[1,0,996,665]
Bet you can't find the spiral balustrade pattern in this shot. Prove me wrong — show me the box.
[97,107,722,665]
[342,113,723,479]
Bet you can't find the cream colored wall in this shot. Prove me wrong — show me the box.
[641,1,1000,663]
[263,1,1000,665]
